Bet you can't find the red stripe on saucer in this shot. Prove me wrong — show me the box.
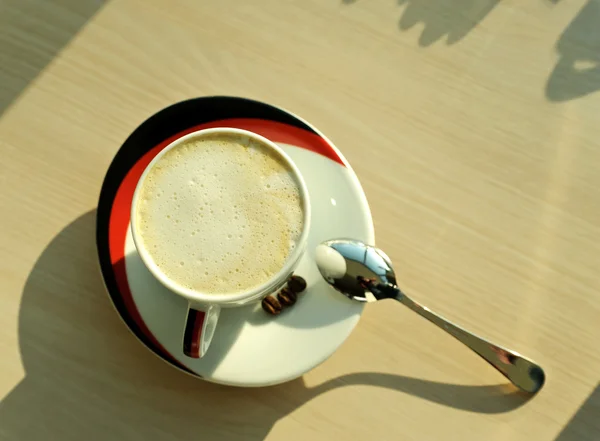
[192,118,344,166]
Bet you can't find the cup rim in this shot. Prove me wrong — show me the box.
[130,127,311,305]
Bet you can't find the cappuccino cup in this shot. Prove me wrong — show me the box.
[131,128,311,358]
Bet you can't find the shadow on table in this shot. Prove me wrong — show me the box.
[342,0,500,46]
[397,0,501,46]
[546,0,600,102]
[555,384,600,441]
[0,211,535,440]
[0,0,107,117]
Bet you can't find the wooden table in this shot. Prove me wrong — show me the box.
[1,0,599,439]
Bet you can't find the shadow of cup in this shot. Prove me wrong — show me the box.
[0,211,533,441]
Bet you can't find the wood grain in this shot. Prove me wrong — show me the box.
[1,0,599,440]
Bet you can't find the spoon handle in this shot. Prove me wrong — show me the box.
[393,288,545,393]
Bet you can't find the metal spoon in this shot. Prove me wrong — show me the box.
[315,239,545,394]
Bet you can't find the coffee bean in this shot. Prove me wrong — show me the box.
[288,275,307,293]
[277,287,297,306]
[262,295,283,315]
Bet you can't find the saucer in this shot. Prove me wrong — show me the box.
[96,96,374,386]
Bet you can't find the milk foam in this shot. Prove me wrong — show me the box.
[135,134,305,295]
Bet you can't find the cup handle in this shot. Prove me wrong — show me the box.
[183,303,220,358]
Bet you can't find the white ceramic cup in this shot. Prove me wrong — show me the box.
[130,128,311,358]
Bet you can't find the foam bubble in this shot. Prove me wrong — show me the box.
[135,134,305,295]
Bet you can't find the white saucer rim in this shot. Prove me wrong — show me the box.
[98,101,375,385]
[124,145,374,386]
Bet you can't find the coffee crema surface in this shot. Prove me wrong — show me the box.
[135,134,305,295]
